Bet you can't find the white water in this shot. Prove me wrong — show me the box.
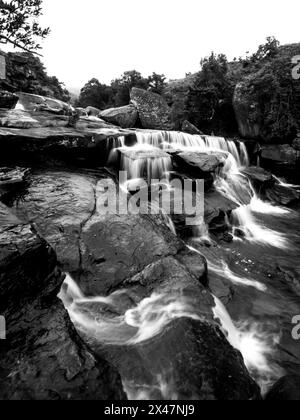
[59,274,201,346]
[213,296,283,393]
[110,130,293,248]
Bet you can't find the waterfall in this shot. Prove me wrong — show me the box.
[109,130,291,247]
[118,145,172,183]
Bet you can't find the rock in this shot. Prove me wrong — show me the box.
[0,204,125,400]
[13,171,99,274]
[265,375,300,400]
[292,136,300,151]
[205,190,238,231]
[174,151,226,174]
[0,90,19,109]
[261,145,298,165]
[182,120,204,135]
[86,106,101,117]
[16,92,70,114]
[130,87,175,130]
[100,105,138,128]
[242,166,274,185]
[0,167,29,185]
[0,108,134,164]
[264,184,300,205]
[0,166,29,199]
[75,107,88,117]
[79,213,185,295]
[0,109,69,129]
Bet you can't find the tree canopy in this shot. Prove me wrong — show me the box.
[0,0,50,53]
[78,71,167,109]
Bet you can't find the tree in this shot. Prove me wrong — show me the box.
[148,72,166,94]
[185,53,237,134]
[0,0,50,54]
[78,78,114,109]
[111,70,149,106]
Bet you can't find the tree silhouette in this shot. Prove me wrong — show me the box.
[0,0,50,54]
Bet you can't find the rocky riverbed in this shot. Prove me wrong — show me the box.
[1,91,300,400]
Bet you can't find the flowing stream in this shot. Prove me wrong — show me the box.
[60,130,300,398]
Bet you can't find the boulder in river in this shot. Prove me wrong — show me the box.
[130,87,175,130]
[100,104,138,128]
[0,203,126,400]
[174,151,226,175]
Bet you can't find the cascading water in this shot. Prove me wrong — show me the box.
[213,296,283,394]
[59,274,202,347]
[110,130,291,248]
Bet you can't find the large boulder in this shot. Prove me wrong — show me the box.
[0,204,125,400]
[130,87,175,130]
[16,92,71,114]
[0,90,19,109]
[86,106,101,117]
[100,104,138,128]
[174,151,226,174]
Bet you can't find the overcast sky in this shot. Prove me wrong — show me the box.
[24,0,300,90]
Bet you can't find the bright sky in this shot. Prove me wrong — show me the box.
[17,0,300,90]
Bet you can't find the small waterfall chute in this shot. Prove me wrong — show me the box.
[213,296,283,393]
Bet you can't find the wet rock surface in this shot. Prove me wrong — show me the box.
[7,170,261,399]
[0,204,125,400]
